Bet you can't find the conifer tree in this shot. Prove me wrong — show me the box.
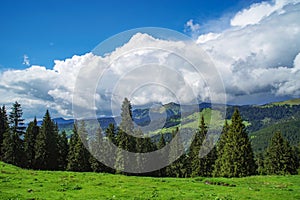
[264,131,298,175]
[189,116,216,177]
[115,98,136,173]
[166,127,187,177]
[157,134,167,177]
[103,123,116,174]
[2,102,26,167]
[213,109,256,177]
[67,124,79,171]
[57,130,68,170]
[24,117,39,168]
[213,120,229,176]
[34,110,58,170]
[72,121,91,172]
[89,128,106,172]
[0,106,9,159]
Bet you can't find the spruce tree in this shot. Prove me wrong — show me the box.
[104,123,116,174]
[213,120,229,176]
[189,116,216,177]
[57,130,68,170]
[0,106,9,159]
[115,98,136,173]
[89,128,106,172]
[2,102,26,167]
[24,117,39,168]
[213,109,256,177]
[34,110,58,170]
[157,134,167,177]
[70,121,91,172]
[67,124,79,171]
[166,127,187,177]
[264,131,298,175]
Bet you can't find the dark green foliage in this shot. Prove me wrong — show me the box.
[214,109,256,177]
[251,119,300,152]
[213,120,229,176]
[34,110,58,170]
[0,106,9,158]
[2,102,25,167]
[24,117,39,168]
[68,121,91,172]
[103,123,116,174]
[189,116,217,177]
[264,131,298,175]
[89,128,106,172]
[167,127,188,177]
[115,98,136,173]
[57,130,68,170]
[67,124,79,171]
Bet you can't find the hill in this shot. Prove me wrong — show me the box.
[1,161,300,200]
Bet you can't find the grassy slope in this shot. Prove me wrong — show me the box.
[1,162,300,200]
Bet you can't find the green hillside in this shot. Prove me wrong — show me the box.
[271,98,300,106]
[250,118,300,152]
[1,162,300,200]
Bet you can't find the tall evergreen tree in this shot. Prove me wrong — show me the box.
[24,117,39,168]
[0,106,9,159]
[264,131,298,175]
[166,127,188,177]
[115,98,136,173]
[34,110,58,170]
[67,124,79,171]
[213,109,256,177]
[157,134,167,177]
[57,130,69,170]
[2,102,26,167]
[103,123,116,174]
[213,120,229,177]
[68,121,91,172]
[89,128,106,172]
[189,116,216,177]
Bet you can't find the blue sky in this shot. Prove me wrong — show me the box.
[0,0,263,70]
[1,0,300,120]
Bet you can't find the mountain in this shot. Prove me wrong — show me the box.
[45,98,300,152]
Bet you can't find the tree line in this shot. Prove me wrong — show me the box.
[0,99,299,177]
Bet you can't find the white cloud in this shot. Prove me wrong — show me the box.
[184,19,201,36]
[230,0,300,27]
[1,0,300,119]
[22,54,30,66]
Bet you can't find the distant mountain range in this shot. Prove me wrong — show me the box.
[38,98,300,153]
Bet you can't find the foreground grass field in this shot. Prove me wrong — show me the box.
[1,162,300,200]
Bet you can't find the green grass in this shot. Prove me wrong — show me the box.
[1,162,300,200]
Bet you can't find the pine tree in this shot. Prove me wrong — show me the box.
[103,123,116,174]
[0,106,9,159]
[115,98,136,173]
[264,131,298,175]
[213,109,256,177]
[89,128,106,172]
[189,115,216,177]
[34,110,58,170]
[24,117,39,168]
[2,102,26,167]
[213,120,229,176]
[67,124,79,171]
[57,130,68,170]
[157,134,167,177]
[166,127,187,177]
[67,121,91,172]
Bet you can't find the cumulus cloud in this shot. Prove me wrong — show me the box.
[192,0,300,104]
[184,19,201,37]
[1,0,300,119]
[231,0,300,27]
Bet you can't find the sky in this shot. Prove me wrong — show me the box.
[0,0,300,120]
